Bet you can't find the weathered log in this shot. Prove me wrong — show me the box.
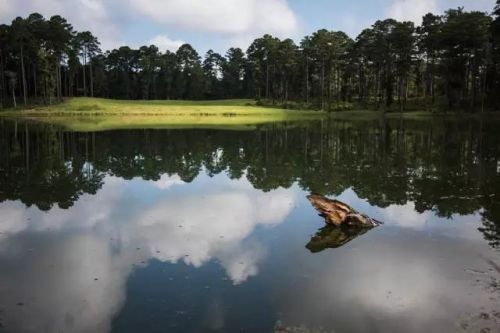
[307,194,382,227]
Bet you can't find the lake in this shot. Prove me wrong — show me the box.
[0,116,499,333]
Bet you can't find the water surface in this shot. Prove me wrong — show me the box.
[0,117,499,332]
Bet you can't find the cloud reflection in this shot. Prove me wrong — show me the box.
[0,173,296,333]
[277,232,499,333]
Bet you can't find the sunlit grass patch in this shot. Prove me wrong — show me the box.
[1,97,324,131]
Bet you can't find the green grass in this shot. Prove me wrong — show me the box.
[0,97,324,131]
[6,97,494,132]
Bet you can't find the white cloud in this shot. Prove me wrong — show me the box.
[385,0,439,24]
[336,189,432,229]
[0,201,29,235]
[0,174,493,332]
[0,0,124,51]
[0,174,296,332]
[0,232,132,333]
[131,188,294,282]
[337,14,371,38]
[0,175,295,274]
[385,0,494,25]
[1,0,299,53]
[280,236,498,333]
[129,0,299,44]
[379,202,432,229]
[129,0,297,35]
[335,187,481,237]
[151,173,185,190]
[148,34,185,52]
[0,0,14,20]
[2,0,495,54]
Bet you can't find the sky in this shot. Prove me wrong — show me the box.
[0,0,495,54]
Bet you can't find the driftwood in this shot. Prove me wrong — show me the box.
[307,195,382,228]
[306,195,383,253]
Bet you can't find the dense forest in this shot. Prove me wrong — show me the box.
[1,2,500,112]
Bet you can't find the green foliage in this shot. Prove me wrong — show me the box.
[222,47,246,98]
[74,31,101,97]
[1,4,500,112]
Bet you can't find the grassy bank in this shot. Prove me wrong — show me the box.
[0,98,324,131]
[3,97,496,132]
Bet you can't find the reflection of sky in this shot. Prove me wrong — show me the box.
[274,231,499,332]
[0,172,297,332]
[0,174,498,332]
[337,188,485,241]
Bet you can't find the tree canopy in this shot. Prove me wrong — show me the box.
[1,4,500,112]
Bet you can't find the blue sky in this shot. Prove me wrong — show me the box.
[0,0,495,54]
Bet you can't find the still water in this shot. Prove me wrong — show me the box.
[0,117,499,333]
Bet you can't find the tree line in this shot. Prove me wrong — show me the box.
[1,2,500,112]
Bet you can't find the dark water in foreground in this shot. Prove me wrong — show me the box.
[0,117,500,333]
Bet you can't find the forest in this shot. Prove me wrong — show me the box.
[1,1,500,112]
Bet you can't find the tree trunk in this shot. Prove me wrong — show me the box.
[398,75,403,112]
[321,59,325,110]
[83,47,87,97]
[75,69,79,97]
[266,62,269,99]
[43,72,47,104]
[56,59,62,100]
[405,77,409,109]
[20,45,27,106]
[377,67,381,108]
[90,56,94,97]
[430,55,436,105]
[471,51,478,111]
[25,123,29,174]
[305,58,309,104]
[59,63,62,99]
[285,80,288,104]
[66,68,69,98]
[0,51,5,108]
[12,84,16,108]
[55,63,59,100]
[33,64,37,100]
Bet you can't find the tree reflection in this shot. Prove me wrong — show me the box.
[0,117,499,247]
